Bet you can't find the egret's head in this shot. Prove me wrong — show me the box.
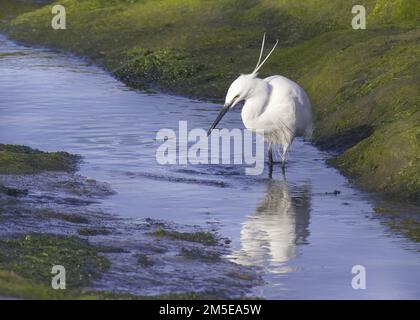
[224,73,257,109]
[207,73,256,136]
[207,33,278,136]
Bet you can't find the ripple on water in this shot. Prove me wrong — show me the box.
[1,34,419,299]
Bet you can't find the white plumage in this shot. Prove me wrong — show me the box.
[208,34,313,170]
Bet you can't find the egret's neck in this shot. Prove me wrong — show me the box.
[241,78,270,129]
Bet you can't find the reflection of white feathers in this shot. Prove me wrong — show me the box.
[231,179,310,273]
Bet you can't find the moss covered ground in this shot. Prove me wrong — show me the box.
[0,232,220,299]
[149,227,217,245]
[0,234,110,298]
[0,144,79,174]
[0,142,111,299]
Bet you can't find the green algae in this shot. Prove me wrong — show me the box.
[227,270,257,282]
[39,210,89,224]
[149,228,217,246]
[0,270,222,299]
[0,270,84,299]
[0,233,229,299]
[116,48,203,89]
[180,247,220,262]
[387,218,420,243]
[0,144,80,174]
[137,254,154,267]
[373,206,420,244]
[0,234,110,291]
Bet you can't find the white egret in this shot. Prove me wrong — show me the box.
[208,34,313,171]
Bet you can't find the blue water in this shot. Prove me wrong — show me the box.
[1,35,419,299]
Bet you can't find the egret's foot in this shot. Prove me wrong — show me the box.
[268,163,273,179]
[266,161,286,178]
[266,159,287,165]
[266,160,283,164]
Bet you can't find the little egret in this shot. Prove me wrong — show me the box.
[207,34,313,172]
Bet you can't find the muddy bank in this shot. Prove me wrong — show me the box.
[0,146,260,299]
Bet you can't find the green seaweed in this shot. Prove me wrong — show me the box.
[116,48,203,89]
[39,210,89,224]
[0,234,110,291]
[180,247,220,262]
[149,228,217,246]
[0,144,80,174]
[387,219,420,243]
[227,270,257,282]
[137,254,154,267]
[373,206,420,243]
[0,270,225,299]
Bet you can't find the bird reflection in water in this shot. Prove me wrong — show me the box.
[231,178,311,274]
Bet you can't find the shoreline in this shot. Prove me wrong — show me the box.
[1,0,418,203]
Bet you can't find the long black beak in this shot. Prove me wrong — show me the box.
[207,104,230,136]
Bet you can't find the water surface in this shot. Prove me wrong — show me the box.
[1,35,419,299]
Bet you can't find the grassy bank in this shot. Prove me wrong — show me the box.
[0,0,40,25]
[1,0,419,202]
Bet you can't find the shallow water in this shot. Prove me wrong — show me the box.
[1,35,419,299]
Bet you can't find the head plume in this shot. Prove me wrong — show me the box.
[252,33,279,74]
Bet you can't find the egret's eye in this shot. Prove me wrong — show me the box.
[226,94,240,108]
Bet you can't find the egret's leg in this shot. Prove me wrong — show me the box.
[281,144,290,169]
[268,162,273,179]
[267,144,274,178]
[268,145,273,164]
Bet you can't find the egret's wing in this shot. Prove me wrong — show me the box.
[262,75,312,137]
